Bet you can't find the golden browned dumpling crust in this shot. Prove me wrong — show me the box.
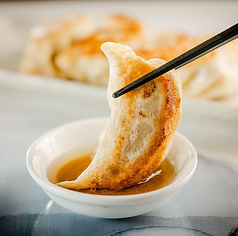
[58,42,182,190]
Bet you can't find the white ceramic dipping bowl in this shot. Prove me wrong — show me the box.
[26,117,197,219]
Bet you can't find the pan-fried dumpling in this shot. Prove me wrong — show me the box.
[179,40,238,100]
[136,33,238,100]
[57,42,182,190]
[19,15,94,77]
[55,14,145,86]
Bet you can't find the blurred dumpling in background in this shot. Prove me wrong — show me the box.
[19,14,238,101]
[19,15,95,77]
[179,40,238,100]
[55,14,145,86]
[136,33,238,100]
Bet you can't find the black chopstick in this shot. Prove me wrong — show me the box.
[112,23,238,98]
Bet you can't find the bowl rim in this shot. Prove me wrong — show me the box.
[26,117,197,206]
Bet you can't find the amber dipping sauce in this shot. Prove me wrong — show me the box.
[54,153,176,195]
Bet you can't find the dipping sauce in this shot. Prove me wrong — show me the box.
[55,153,176,195]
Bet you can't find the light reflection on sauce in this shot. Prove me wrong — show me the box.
[55,153,176,195]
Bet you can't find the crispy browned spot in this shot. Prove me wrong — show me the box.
[139,111,146,117]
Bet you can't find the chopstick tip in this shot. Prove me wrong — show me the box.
[112,92,118,98]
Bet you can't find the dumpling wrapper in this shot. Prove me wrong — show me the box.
[57,42,182,190]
